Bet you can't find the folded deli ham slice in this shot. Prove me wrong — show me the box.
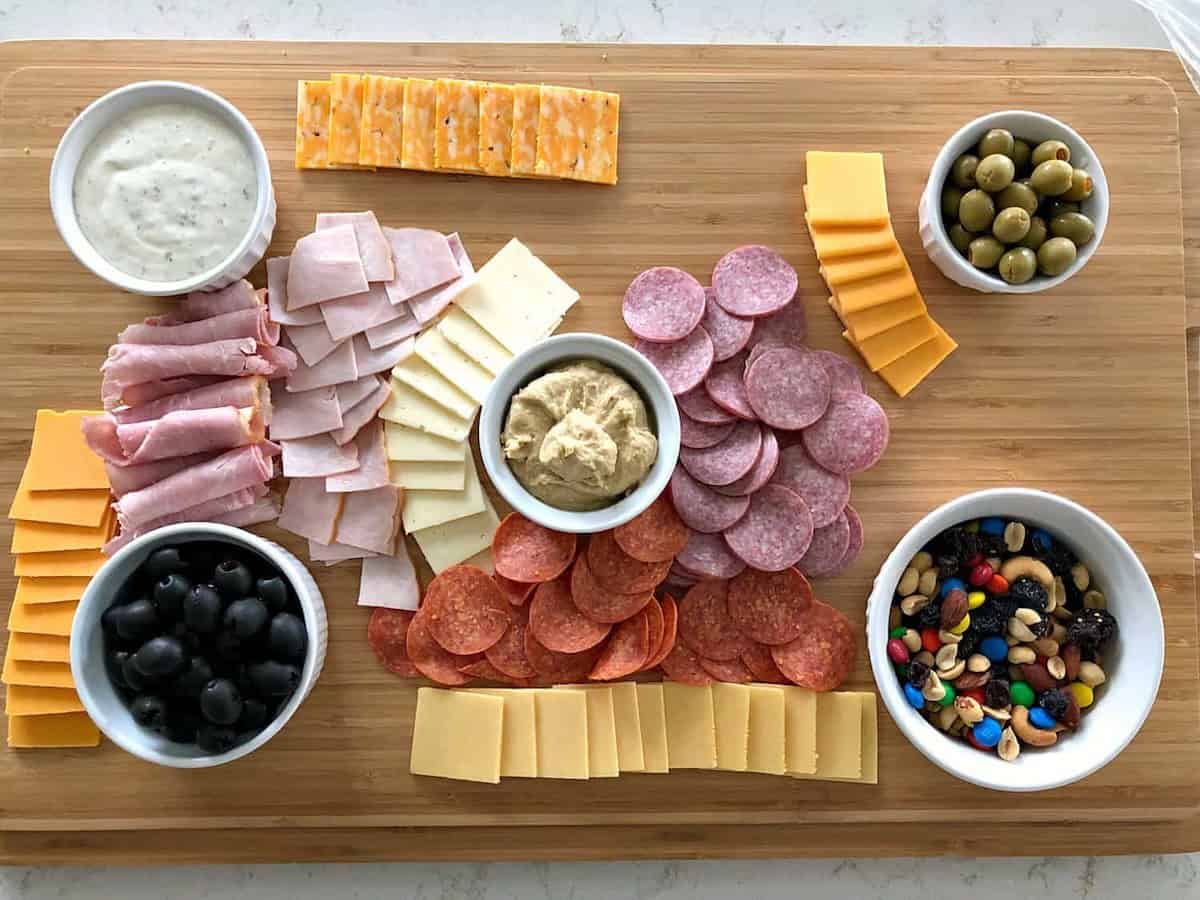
[335,485,401,554]
[277,477,344,544]
[105,450,219,497]
[382,228,459,305]
[320,284,403,343]
[326,419,390,492]
[104,484,269,554]
[358,548,420,611]
[331,377,392,446]
[269,383,343,440]
[309,539,377,563]
[285,334,358,392]
[316,211,395,282]
[280,433,359,478]
[84,407,265,467]
[336,375,384,413]
[267,257,323,327]
[212,493,281,528]
[352,333,413,377]
[286,319,343,367]
[364,301,421,349]
[111,376,269,426]
[119,306,279,347]
[286,223,369,310]
[404,232,475,324]
[145,280,262,326]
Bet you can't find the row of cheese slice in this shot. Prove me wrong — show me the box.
[410,682,877,785]
[298,74,620,184]
[804,151,958,397]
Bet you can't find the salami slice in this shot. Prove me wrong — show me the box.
[585,530,671,595]
[711,245,799,318]
[589,609,652,681]
[712,428,779,497]
[768,443,850,528]
[622,266,706,343]
[669,467,750,533]
[802,391,890,475]
[635,327,714,396]
[723,483,814,572]
[423,565,511,655]
[492,513,577,583]
[741,641,790,684]
[677,580,746,661]
[769,601,857,691]
[485,605,538,679]
[745,341,774,373]
[613,492,689,563]
[701,287,755,362]
[703,352,757,421]
[570,553,653,623]
[643,595,678,670]
[837,504,864,574]
[493,572,537,606]
[699,655,754,683]
[660,578,692,597]
[748,295,807,348]
[406,608,473,686]
[367,608,419,677]
[679,412,735,449]
[726,566,815,646]
[810,349,864,395]
[530,577,612,652]
[679,420,761,486]
[659,640,714,685]
[798,511,852,579]
[675,529,746,579]
[744,347,831,430]
[459,657,531,686]
[677,385,736,425]
[524,628,605,683]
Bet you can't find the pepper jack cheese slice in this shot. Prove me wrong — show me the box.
[509,83,541,177]
[391,355,477,420]
[400,78,436,171]
[805,151,890,226]
[383,423,466,463]
[434,78,482,173]
[437,307,514,376]
[14,577,92,606]
[470,688,538,777]
[662,682,717,770]
[410,499,500,574]
[4,685,85,716]
[9,598,78,636]
[8,462,110,528]
[295,80,332,170]
[806,221,897,261]
[819,245,906,287]
[478,82,515,176]
[401,452,486,533]
[782,685,817,775]
[533,688,590,779]
[379,378,472,443]
[359,74,406,167]
[25,410,110,491]
[389,459,467,492]
[328,73,365,166]
[711,682,750,772]
[410,687,504,784]
[876,323,958,398]
[833,293,927,343]
[414,329,494,406]
[2,656,75,689]
[746,684,787,775]
[13,550,105,578]
[6,632,70,664]
[7,712,100,748]
[831,265,920,315]
[845,313,938,372]
[635,683,670,773]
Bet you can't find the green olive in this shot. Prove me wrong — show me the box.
[975,154,1016,193]
[1031,139,1071,167]
[1042,198,1080,219]
[978,128,1015,159]
[958,189,996,232]
[948,224,974,255]
[941,185,964,221]
[992,207,1032,243]
[1020,216,1049,251]
[1037,236,1077,276]
[1060,167,1094,203]
[1030,159,1074,196]
[1049,211,1095,246]
[994,181,1039,215]
[950,154,980,189]
[968,235,1006,269]
[1011,139,1032,173]
[998,247,1038,285]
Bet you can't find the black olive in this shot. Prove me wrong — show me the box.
[131,635,187,678]
[144,546,187,581]
[105,649,131,690]
[163,705,203,744]
[130,694,169,731]
[257,575,290,613]
[224,596,269,639]
[172,656,214,699]
[212,630,243,664]
[114,597,160,642]
[186,543,221,579]
[170,620,203,655]
[101,603,126,639]
[153,573,191,621]
[200,677,243,725]
[195,724,239,754]
[236,698,270,733]
[213,560,254,598]
[183,584,223,634]
[267,612,307,663]
[121,655,152,692]
[247,660,301,698]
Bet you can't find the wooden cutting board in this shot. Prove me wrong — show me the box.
[0,40,1197,862]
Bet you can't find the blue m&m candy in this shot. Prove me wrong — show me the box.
[903,683,925,710]
[940,577,966,599]
[971,717,1003,748]
[1028,706,1056,730]
[979,517,1005,536]
[980,635,1009,662]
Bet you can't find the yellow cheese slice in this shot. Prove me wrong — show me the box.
[7,712,99,748]
[662,682,717,770]
[805,151,890,226]
[555,685,619,777]
[711,682,750,772]
[389,459,467,491]
[437,307,514,376]
[25,410,109,491]
[470,688,538,777]
[409,687,503,784]
[534,85,620,183]
[11,515,112,555]
[478,82,515,176]
[383,423,466,463]
[832,265,919,315]
[8,460,110,527]
[876,322,959,398]
[414,328,494,405]
[379,378,472,443]
[845,314,939,372]
[400,78,436,171]
[4,685,84,716]
[635,683,669,773]
[295,80,332,170]
[807,220,896,262]
[510,83,541,177]
[410,500,500,574]
[14,550,105,578]
[328,72,364,166]
[14,577,91,606]
[2,656,75,689]
[833,293,928,343]
[533,689,590,779]
[819,245,906,287]
[605,682,644,772]
[402,452,486,533]
[391,355,477,420]
[782,685,818,775]
[746,684,787,775]
[434,78,482,173]
[794,691,863,781]
[9,598,78,636]
[358,74,406,167]
[817,693,879,784]
[6,632,70,664]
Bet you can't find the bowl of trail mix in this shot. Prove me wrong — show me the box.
[867,488,1163,792]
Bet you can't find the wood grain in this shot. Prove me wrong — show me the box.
[0,40,1196,862]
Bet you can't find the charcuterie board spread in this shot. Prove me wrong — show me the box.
[0,40,1198,863]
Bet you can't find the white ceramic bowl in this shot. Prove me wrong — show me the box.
[49,80,276,297]
[867,488,1162,792]
[70,523,327,768]
[479,333,681,534]
[918,111,1109,294]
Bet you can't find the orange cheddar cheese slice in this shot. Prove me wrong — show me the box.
[435,78,483,173]
[328,72,365,166]
[832,265,919,315]
[876,323,959,398]
[534,86,620,183]
[401,78,437,171]
[478,83,515,177]
[805,151,890,226]
[359,74,405,167]
[510,83,540,177]
[4,685,85,717]
[11,512,113,555]
[25,410,109,492]
[819,245,906,287]
[9,598,78,637]
[844,314,939,372]
[833,293,928,343]
[14,577,92,606]
[2,656,75,689]
[14,550,105,578]
[7,632,71,664]
[807,221,896,261]
[296,80,332,170]
[8,461,110,528]
[7,712,100,748]
[577,88,620,185]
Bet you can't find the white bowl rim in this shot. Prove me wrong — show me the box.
[867,487,1163,792]
[49,79,273,297]
[71,522,321,768]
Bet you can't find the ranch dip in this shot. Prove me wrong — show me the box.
[72,103,257,282]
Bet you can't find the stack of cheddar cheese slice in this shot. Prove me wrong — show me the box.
[804,151,958,397]
[4,410,109,748]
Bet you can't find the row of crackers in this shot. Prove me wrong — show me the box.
[297,74,620,185]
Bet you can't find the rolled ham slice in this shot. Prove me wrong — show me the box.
[105,451,219,497]
[256,343,299,377]
[334,485,401,555]
[267,257,323,327]
[111,376,269,425]
[330,377,391,445]
[358,547,420,611]
[316,211,394,282]
[406,233,475,324]
[280,433,359,478]
[145,280,262,326]
[382,228,458,305]
[119,306,279,347]
[320,284,403,343]
[103,484,269,554]
[352,333,414,377]
[326,419,390,492]
[286,224,369,310]
[212,493,281,528]
[277,477,344,544]
[121,375,228,408]
[83,407,266,467]
[269,383,343,441]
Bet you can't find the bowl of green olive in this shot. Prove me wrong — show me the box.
[918,111,1108,293]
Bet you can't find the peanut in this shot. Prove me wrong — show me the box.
[939,660,966,681]
[954,695,984,725]
[936,703,959,731]
[1007,617,1037,642]
[1007,646,1036,665]
[897,566,920,597]
[1003,521,1026,553]
[1046,655,1067,680]
[1052,622,1069,643]
[1014,607,1042,626]
[914,650,935,667]
[998,726,1021,761]
[1078,661,1106,687]
[918,568,939,597]
[900,594,930,616]
[923,672,946,702]
[1011,705,1058,747]
[1005,635,1020,647]
[939,629,963,645]
[911,551,934,573]
[982,705,1012,721]
[935,643,958,670]
[967,653,991,673]
[1052,576,1067,611]
[1071,562,1090,592]
[1031,637,1060,658]
[901,628,922,653]
[999,555,1055,590]
[1084,589,1107,610]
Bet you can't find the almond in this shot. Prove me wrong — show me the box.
[940,589,969,631]
[1021,662,1058,693]
[1062,643,1082,681]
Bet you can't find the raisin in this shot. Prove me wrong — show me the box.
[917,600,944,629]
[956,628,980,658]
[976,532,1006,559]
[1041,543,1078,578]
[931,526,978,575]
[1009,576,1048,612]
[984,679,1010,709]
[1066,608,1118,653]
[970,600,1007,635]
[1039,688,1069,721]
[907,660,931,689]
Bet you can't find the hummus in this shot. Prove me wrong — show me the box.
[501,360,658,511]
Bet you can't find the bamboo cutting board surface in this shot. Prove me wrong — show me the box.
[0,41,1197,861]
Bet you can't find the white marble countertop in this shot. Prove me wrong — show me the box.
[0,0,1191,897]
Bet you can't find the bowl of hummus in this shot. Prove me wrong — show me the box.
[479,333,681,534]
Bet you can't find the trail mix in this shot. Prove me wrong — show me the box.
[887,517,1117,761]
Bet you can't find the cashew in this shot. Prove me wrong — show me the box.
[1000,555,1054,590]
[1014,607,1042,626]
[1078,661,1107,687]
[1046,655,1067,680]
[939,660,965,681]
[1003,521,1026,553]
[998,726,1021,761]
[1052,576,1066,611]
[923,672,946,702]
[912,551,934,573]
[982,705,1012,721]
[1007,617,1037,642]
[935,643,958,670]
[936,703,959,731]
[1008,645,1036,664]
[1070,562,1090,592]
[1084,589,1107,610]
[938,629,962,645]
[1031,637,1060,658]
[897,566,920,597]
[967,653,991,673]
[914,650,935,667]
[918,568,939,597]
[954,695,984,725]
[1011,705,1058,747]
[900,593,930,616]
[901,628,922,653]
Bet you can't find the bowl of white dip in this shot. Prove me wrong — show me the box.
[50,81,275,297]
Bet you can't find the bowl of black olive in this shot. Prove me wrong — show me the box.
[70,523,327,767]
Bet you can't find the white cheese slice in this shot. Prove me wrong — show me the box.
[378,378,473,443]
[401,450,486,533]
[390,459,467,491]
[414,328,495,405]
[384,422,467,462]
[437,306,514,376]
[411,499,500,574]
[391,354,477,419]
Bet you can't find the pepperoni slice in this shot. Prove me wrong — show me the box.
[744,346,831,430]
[367,608,419,677]
[712,428,779,497]
[569,553,653,624]
[768,443,850,528]
[802,390,890,475]
[639,598,665,669]
[727,566,815,645]
[701,287,755,362]
[810,349,864,395]
[677,580,746,661]
[711,245,799,318]
[622,266,706,343]
[589,610,652,681]
[406,608,473,686]
[524,627,604,683]
[585,530,671,595]
[459,657,532,686]
[679,420,762,486]
[703,352,757,420]
[485,605,538,679]
[635,327,714,395]
[741,641,790,684]
[798,512,852,579]
[492,513,577,583]
[659,640,714,685]
[678,384,736,425]
[699,655,754,683]
[679,412,736,449]
[613,492,689,563]
[723,484,814,573]
[770,601,857,691]
[530,578,612,653]
[422,564,511,655]
[748,295,807,348]
[675,529,746,580]
[493,572,537,606]
[643,595,678,671]
[669,467,750,534]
